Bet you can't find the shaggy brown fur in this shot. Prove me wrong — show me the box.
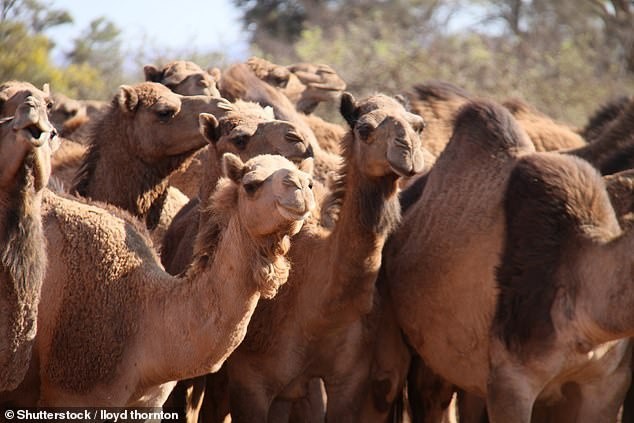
[0,87,56,392]
[568,96,634,175]
[71,82,232,244]
[494,154,615,353]
[387,99,632,421]
[4,154,314,406]
[50,138,87,190]
[581,95,631,142]
[503,98,586,151]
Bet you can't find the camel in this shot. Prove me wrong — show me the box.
[71,82,234,245]
[405,81,586,161]
[144,60,221,98]
[193,92,424,423]
[219,62,342,187]
[581,95,631,143]
[245,57,346,114]
[386,99,633,422]
[0,87,58,392]
[502,98,586,151]
[1,152,315,407]
[568,95,634,175]
[161,106,315,274]
[404,80,472,159]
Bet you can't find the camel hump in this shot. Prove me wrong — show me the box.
[449,100,534,156]
[494,153,618,352]
[412,80,472,102]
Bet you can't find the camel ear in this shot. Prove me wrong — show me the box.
[42,83,50,95]
[115,85,139,114]
[340,92,359,128]
[207,67,222,81]
[199,113,221,144]
[298,157,314,175]
[222,153,245,183]
[143,64,163,82]
[394,94,411,111]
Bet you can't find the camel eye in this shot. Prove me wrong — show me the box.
[243,180,262,195]
[46,101,54,111]
[156,109,175,122]
[232,135,249,149]
[356,123,374,141]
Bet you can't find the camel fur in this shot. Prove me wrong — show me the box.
[1,153,315,407]
[387,99,634,422]
[71,82,234,245]
[0,85,57,392]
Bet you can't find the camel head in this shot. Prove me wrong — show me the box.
[222,153,315,239]
[288,62,347,113]
[198,107,314,167]
[247,57,346,113]
[0,87,59,191]
[49,92,84,133]
[111,82,232,162]
[340,92,426,178]
[144,60,221,97]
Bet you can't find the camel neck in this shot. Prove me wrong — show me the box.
[77,141,170,231]
[321,158,400,325]
[144,215,267,383]
[0,164,45,390]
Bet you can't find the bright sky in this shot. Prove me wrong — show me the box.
[45,0,250,65]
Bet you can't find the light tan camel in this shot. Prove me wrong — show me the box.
[0,87,58,392]
[161,107,314,274]
[160,108,316,420]
[71,82,233,245]
[206,92,424,423]
[144,60,221,98]
[387,99,633,422]
[1,152,314,407]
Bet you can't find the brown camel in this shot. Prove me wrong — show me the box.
[245,57,346,114]
[161,107,314,275]
[144,60,221,98]
[1,152,315,407]
[581,95,631,143]
[205,92,424,423]
[71,82,234,245]
[246,57,348,156]
[387,99,633,422]
[568,96,634,175]
[219,62,342,186]
[502,98,586,151]
[0,87,58,392]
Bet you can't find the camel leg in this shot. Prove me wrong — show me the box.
[575,346,632,423]
[486,364,539,423]
[456,390,487,423]
[288,379,326,423]
[199,370,231,423]
[323,376,366,423]
[228,382,272,423]
[407,354,455,423]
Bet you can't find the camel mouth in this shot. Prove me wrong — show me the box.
[276,201,310,222]
[18,123,55,148]
[389,162,417,178]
